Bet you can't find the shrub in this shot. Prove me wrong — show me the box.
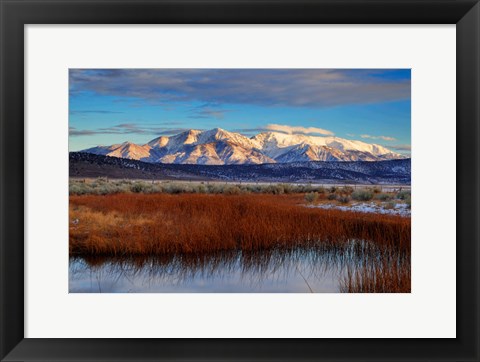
[337,195,350,204]
[299,184,313,193]
[96,184,118,195]
[279,183,293,194]
[151,184,164,193]
[131,182,149,193]
[405,196,411,209]
[305,192,319,203]
[248,185,263,194]
[182,185,195,193]
[384,201,395,210]
[351,189,374,201]
[163,183,185,194]
[375,193,392,201]
[327,193,337,201]
[396,191,411,200]
[94,177,108,184]
[265,185,285,195]
[70,180,398,197]
[69,184,88,195]
[225,186,242,195]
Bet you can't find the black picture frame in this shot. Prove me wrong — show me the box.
[1,0,479,361]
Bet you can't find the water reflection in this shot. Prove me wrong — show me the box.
[69,241,410,293]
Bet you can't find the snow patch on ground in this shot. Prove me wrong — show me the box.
[307,202,411,217]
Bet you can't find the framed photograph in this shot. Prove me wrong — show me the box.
[68,67,412,294]
[1,0,478,361]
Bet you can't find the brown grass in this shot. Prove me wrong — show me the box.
[70,193,410,256]
[340,253,411,293]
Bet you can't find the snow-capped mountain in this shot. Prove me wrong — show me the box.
[86,142,155,160]
[82,128,406,165]
[251,132,400,161]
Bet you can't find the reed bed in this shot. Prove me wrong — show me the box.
[70,193,410,256]
[340,253,411,293]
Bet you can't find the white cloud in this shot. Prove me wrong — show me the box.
[360,134,396,141]
[385,144,411,151]
[265,124,334,136]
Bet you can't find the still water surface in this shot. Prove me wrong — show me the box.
[69,246,374,293]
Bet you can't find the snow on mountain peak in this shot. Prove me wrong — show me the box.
[82,128,406,165]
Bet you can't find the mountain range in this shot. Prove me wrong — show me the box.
[70,152,411,184]
[82,128,406,165]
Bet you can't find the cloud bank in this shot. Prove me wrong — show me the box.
[385,144,411,151]
[69,124,186,137]
[188,104,232,119]
[360,134,396,141]
[70,69,411,108]
[265,124,334,136]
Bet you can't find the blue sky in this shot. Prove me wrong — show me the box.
[69,69,411,155]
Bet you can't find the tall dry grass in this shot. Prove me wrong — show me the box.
[70,194,410,256]
[340,252,411,293]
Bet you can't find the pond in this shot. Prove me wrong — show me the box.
[69,241,410,293]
